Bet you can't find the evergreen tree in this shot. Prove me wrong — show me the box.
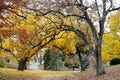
[43,49,52,70]
[43,49,65,70]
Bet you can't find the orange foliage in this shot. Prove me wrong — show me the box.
[51,46,59,54]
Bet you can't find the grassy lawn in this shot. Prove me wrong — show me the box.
[0,68,74,80]
[0,65,120,80]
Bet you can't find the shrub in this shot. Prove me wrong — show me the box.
[0,57,6,68]
[110,58,120,66]
[64,62,72,68]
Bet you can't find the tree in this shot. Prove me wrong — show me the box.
[43,49,52,70]
[0,0,27,70]
[25,0,120,75]
[1,29,34,70]
[102,33,120,63]
[102,11,120,64]
[64,54,80,70]
[76,42,86,71]
[1,11,61,71]
[43,48,65,71]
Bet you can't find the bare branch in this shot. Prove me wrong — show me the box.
[107,6,120,13]
[107,0,113,12]
[95,0,101,20]
[102,0,107,16]
[107,0,120,13]
[24,6,86,19]
[84,12,98,41]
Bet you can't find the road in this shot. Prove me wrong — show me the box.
[29,62,41,71]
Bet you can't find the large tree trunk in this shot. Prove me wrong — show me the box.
[95,42,105,75]
[94,20,106,75]
[18,58,28,71]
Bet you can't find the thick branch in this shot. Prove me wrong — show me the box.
[32,31,60,49]
[84,12,98,41]
[60,25,89,45]
[29,31,61,58]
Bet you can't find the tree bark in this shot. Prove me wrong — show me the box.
[18,58,28,71]
[95,42,105,75]
[39,54,42,65]
[77,52,85,71]
[55,62,58,71]
[76,44,85,71]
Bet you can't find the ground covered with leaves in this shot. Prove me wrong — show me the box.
[62,65,120,80]
[0,65,120,80]
[0,68,72,80]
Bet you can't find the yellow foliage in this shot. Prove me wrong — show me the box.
[0,50,5,57]
[102,11,120,64]
[109,11,120,32]
[2,38,11,49]
[16,15,36,31]
[9,13,37,31]
[102,33,120,64]
[47,31,76,54]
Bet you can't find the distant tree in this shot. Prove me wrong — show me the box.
[75,42,90,71]
[43,48,65,71]
[64,54,80,70]
[102,11,120,64]
[50,50,65,71]
[43,49,52,70]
